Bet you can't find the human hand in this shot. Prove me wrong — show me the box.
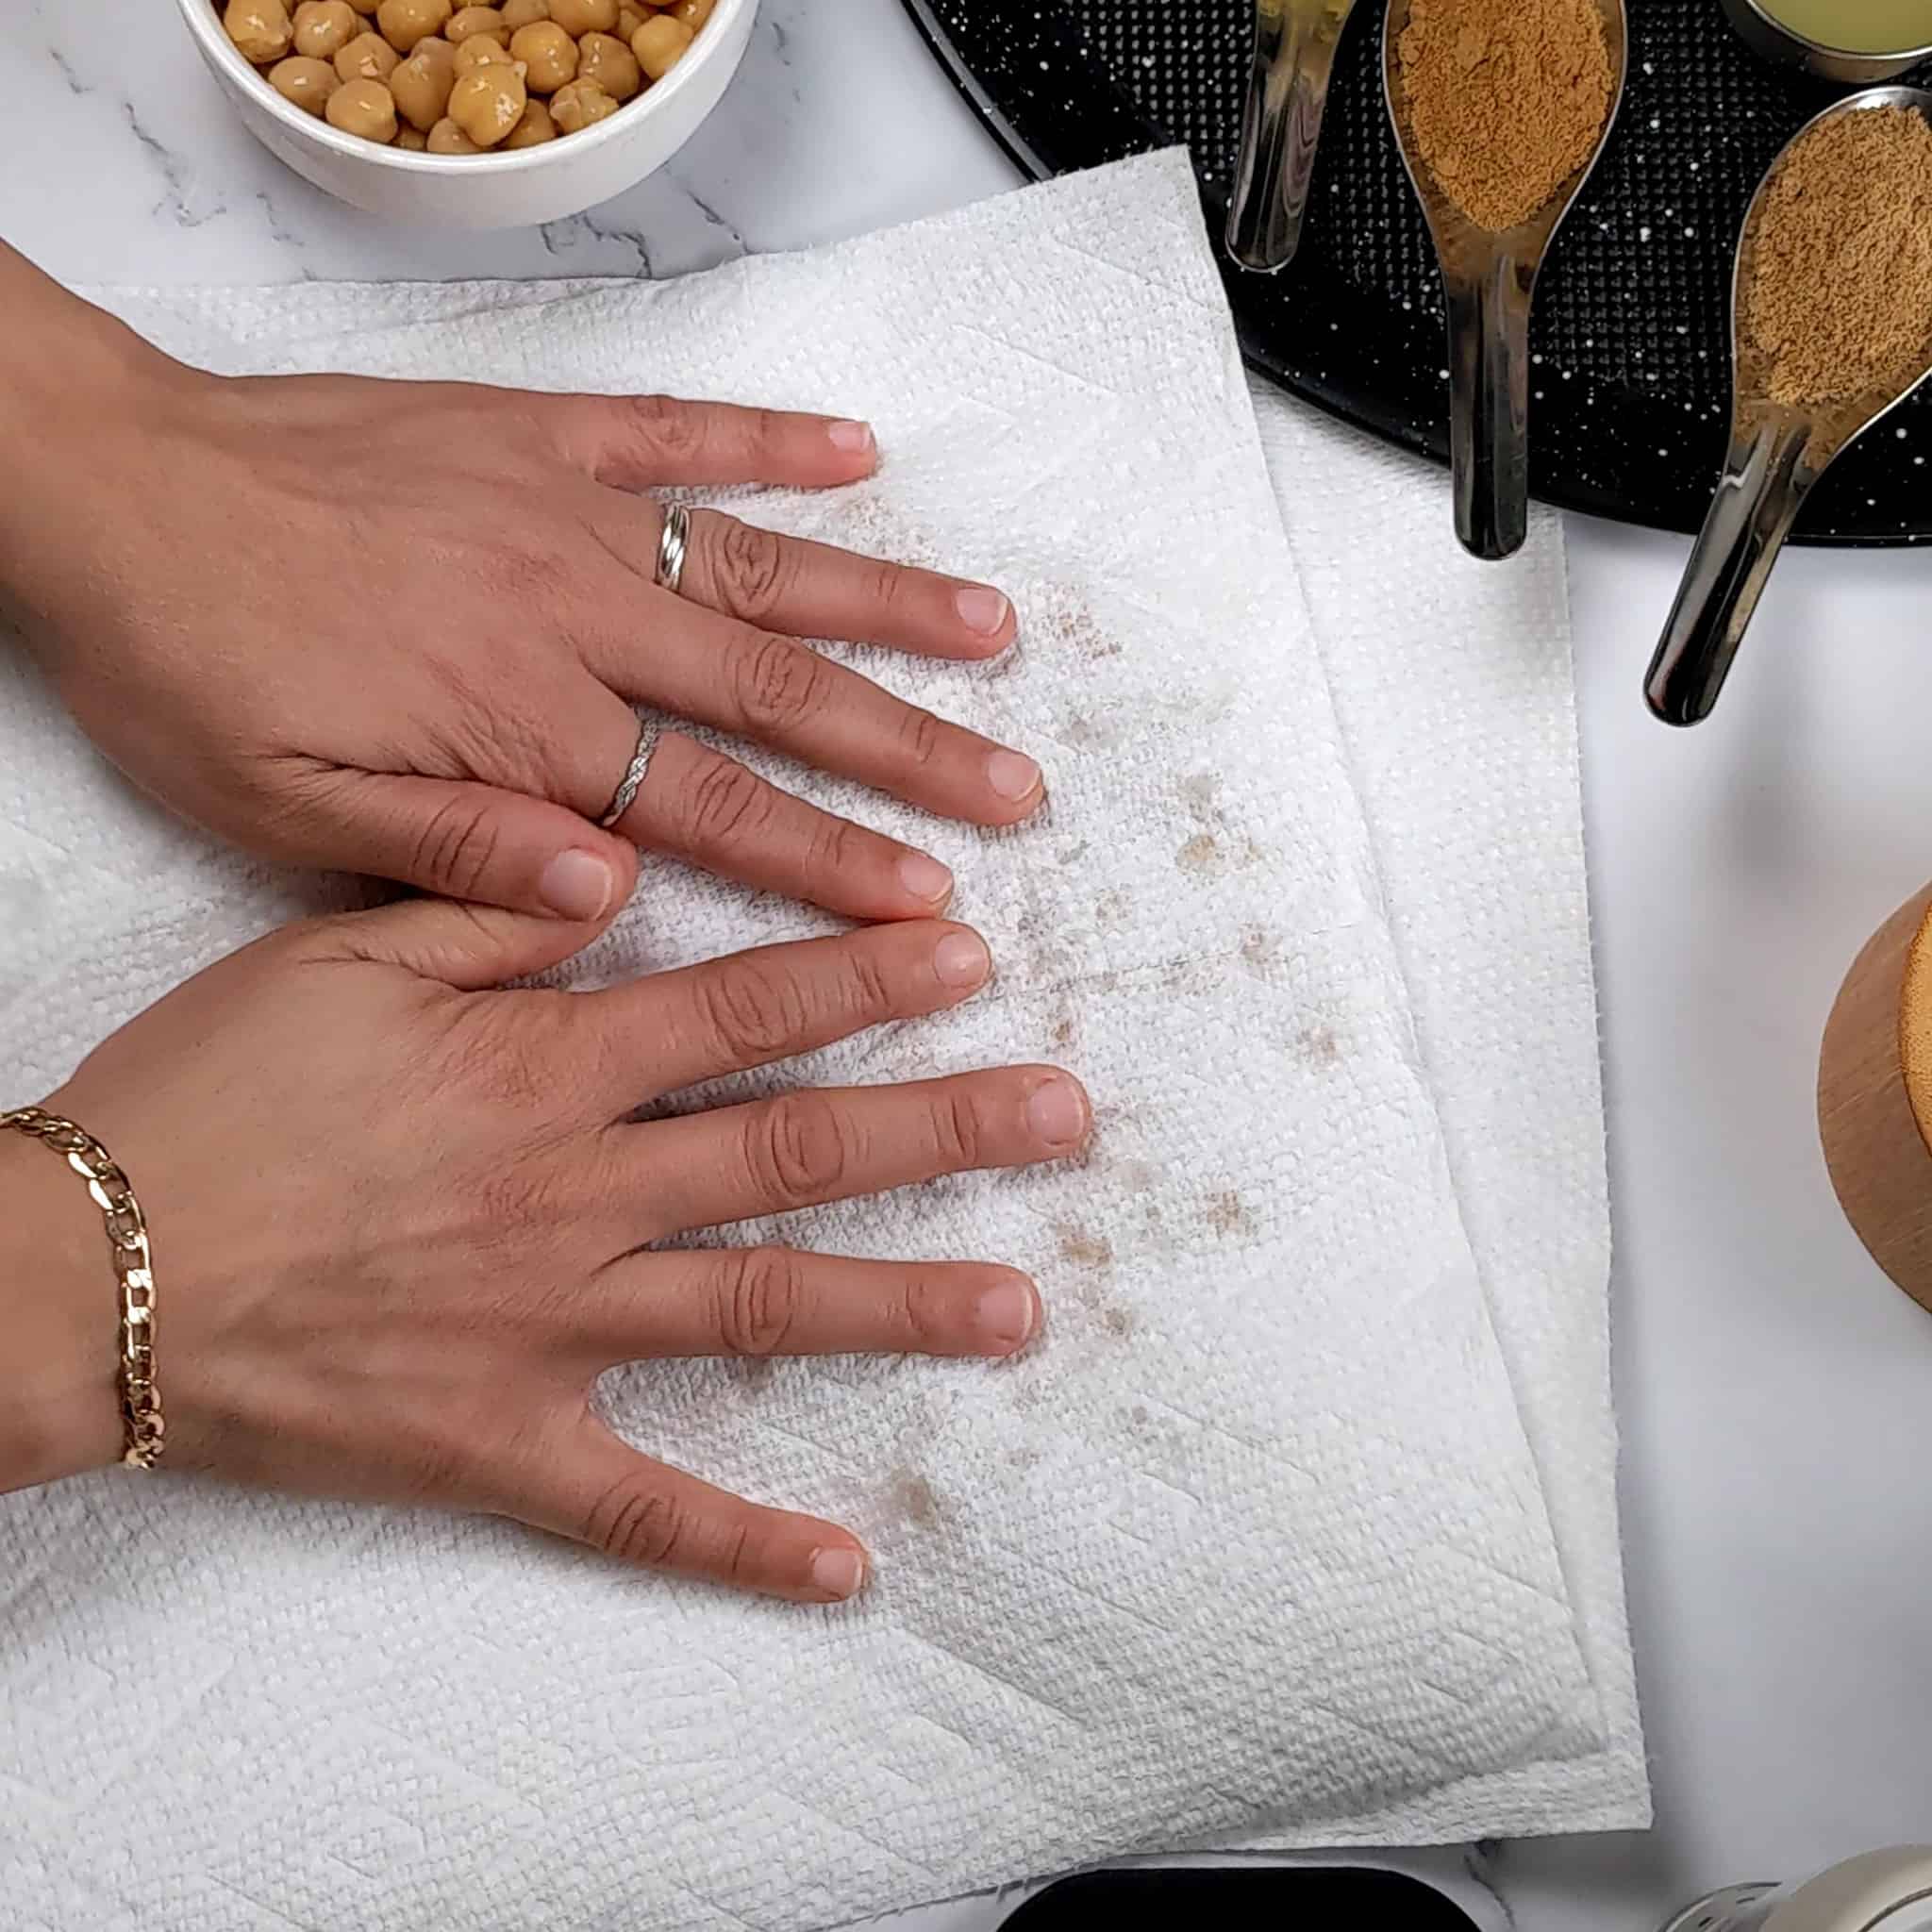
[10,896,1088,1602]
[0,249,1042,925]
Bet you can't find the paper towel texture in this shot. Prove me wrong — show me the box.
[0,154,1616,1928]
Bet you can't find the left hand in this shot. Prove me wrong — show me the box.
[0,249,1042,924]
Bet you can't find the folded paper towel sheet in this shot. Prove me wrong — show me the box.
[1244,394,1646,1842]
[0,154,1625,1929]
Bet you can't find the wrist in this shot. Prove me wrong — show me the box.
[0,1118,125,1491]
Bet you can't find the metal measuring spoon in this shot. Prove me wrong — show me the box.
[1227,0,1360,274]
[1646,88,1932,727]
[1384,0,1628,561]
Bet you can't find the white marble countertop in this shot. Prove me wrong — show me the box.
[9,2,1932,1928]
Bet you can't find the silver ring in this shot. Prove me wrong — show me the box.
[656,502,691,597]
[598,716,659,829]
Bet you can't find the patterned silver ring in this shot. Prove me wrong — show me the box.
[656,502,691,597]
[597,717,660,829]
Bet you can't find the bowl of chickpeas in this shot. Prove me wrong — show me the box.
[177,0,750,227]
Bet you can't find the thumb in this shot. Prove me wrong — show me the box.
[338,771,639,925]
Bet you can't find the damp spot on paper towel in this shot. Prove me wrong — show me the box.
[834,493,946,574]
[1130,1404,1151,1430]
[1052,1012,1078,1050]
[1177,774,1224,825]
[1240,929,1281,976]
[1102,1307,1137,1339]
[1062,712,1120,753]
[1113,1158,1161,1191]
[1005,1442,1042,1471]
[1208,1191,1253,1236]
[1176,833,1221,874]
[1010,1379,1045,1414]
[731,1358,776,1393]
[1302,1026,1341,1067]
[1058,840,1091,866]
[1057,1223,1115,1269]
[1095,886,1132,931]
[887,1470,941,1529]
[1038,581,1124,663]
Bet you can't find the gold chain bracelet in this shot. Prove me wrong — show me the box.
[2,1106,164,1470]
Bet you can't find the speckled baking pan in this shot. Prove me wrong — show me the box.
[901,0,1932,545]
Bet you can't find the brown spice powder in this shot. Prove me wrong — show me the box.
[1396,0,1614,234]
[1740,106,1932,410]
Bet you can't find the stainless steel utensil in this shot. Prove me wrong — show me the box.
[1383,0,1628,561]
[1226,0,1358,274]
[1645,87,1932,726]
[1720,0,1932,86]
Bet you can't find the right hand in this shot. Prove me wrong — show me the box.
[12,898,1089,1603]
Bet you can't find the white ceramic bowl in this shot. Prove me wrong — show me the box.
[176,0,757,229]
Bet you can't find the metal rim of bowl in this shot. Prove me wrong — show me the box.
[1724,0,1932,65]
[173,0,751,174]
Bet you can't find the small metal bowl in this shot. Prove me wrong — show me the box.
[1720,0,1932,84]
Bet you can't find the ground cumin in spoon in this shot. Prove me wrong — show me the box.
[1396,0,1614,232]
[1740,105,1932,409]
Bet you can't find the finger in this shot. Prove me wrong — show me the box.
[581,919,992,1104]
[617,730,958,924]
[320,892,616,990]
[605,501,1015,660]
[327,770,638,921]
[514,1417,868,1604]
[637,1066,1091,1237]
[550,392,880,491]
[570,1250,1040,1365]
[580,604,1045,827]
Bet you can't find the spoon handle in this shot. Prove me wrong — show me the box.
[1645,414,1814,726]
[1443,251,1536,561]
[1226,1,1352,274]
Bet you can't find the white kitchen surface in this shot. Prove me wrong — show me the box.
[8,3,1932,1928]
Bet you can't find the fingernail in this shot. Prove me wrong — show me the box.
[809,1546,867,1602]
[826,419,874,455]
[955,585,1011,636]
[933,930,991,991]
[975,1275,1038,1352]
[898,852,954,904]
[986,750,1041,802]
[539,849,614,921]
[1026,1076,1088,1150]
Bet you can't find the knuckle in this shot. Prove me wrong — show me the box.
[697,956,810,1063]
[709,519,792,623]
[731,631,831,738]
[897,1274,951,1351]
[894,705,943,772]
[626,392,704,463]
[930,1089,986,1170]
[866,556,912,614]
[583,1474,687,1569]
[408,796,501,899]
[839,938,896,1020]
[718,1245,808,1357]
[744,1094,852,1208]
[681,754,775,853]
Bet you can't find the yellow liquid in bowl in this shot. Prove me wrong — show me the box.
[1757,0,1932,51]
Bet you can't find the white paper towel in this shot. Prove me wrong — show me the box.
[1242,396,1646,1842]
[0,153,1629,1930]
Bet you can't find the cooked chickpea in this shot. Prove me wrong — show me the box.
[225,0,293,63]
[500,0,548,23]
[575,31,639,100]
[507,22,575,91]
[455,34,514,68]
[446,5,507,42]
[334,28,399,78]
[629,11,690,78]
[549,76,617,132]
[503,94,557,146]
[396,122,428,146]
[325,75,398,139]
[292,0,358,57]
[346,0,378,12]
[376,0,451,52]
[670,0,711,25]
[615,3,648,35]
[549,0,617,32]
[268,54,339,112]
[389,35,457,125]
[426,114,481,151]
[447,62,526,144]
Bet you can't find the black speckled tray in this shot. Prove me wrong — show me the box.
[901,0,1932,546]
